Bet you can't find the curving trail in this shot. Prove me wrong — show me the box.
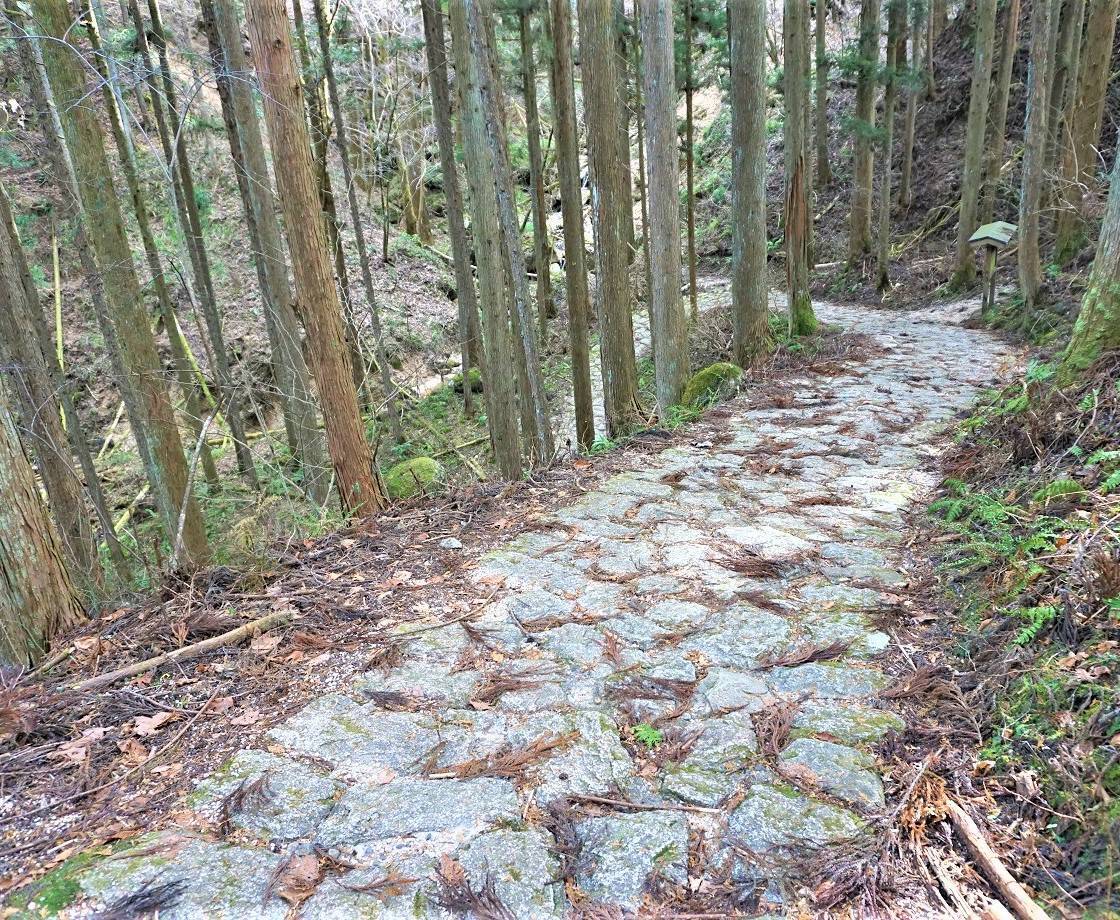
[69,300,1017,918]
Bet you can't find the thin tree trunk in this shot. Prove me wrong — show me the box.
[814,0,832,187]
[785,0,817,333]
[730,0,773,363]
[849,0,881,261]
[0,182,94,578]
[463,0,554,464]
[548,0,594,450]
[203,0,327,503]
[579,0,643,436]
[875,0,904,290]
[640,0,688,413]
[245,0,384,515]
[311,0,403,445]
[1018,0,1055,312]
[521,4,554,340]
[684,0,699,320]
[31,0,209,567]
[420,0,483,414]
[449,0,522,476]
[0,381,85,668]
[1047,0,1086,173]
[1061,152,1120,375]
[950,0,997,288]
[632,7,653,308]
[144,0,258,488]
[614,0,637,264]
[82,0,221,490]
[899,3,923,210]
[980,0,1020,224]
[1053,0,1118,261]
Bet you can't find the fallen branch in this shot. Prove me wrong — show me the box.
[568,793,721,815]
[945,798,1050,920]
[71,611,294,693]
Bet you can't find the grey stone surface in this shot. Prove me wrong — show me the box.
[780,737,885,806]
[793,701,905,743]
[576,812,689,910]
[728,784,864,852]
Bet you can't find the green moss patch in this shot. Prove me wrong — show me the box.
[681,362,743,407]
[384,457,446,500]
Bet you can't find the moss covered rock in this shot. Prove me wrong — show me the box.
[681,362,743,407]
[451,367,483,394]
[385,457,446,500]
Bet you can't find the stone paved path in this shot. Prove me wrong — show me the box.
[67,302,1014,918]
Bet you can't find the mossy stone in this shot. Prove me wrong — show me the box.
[384,457,445,500]
[681,362,743,407]
[451,367,483,394]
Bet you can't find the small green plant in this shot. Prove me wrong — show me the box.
[633,723,664,748]
[1012,605,1058,645]
[589,435,617,455]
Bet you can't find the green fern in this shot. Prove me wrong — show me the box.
[1031,479,1084,505]
[1102,470,1120,494]
[1013,605,1058,645]
[632,723,664,748]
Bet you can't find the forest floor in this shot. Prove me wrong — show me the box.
[3,296,1033,918]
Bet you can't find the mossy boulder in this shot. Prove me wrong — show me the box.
[681,362,743,407]
[451,367,483,394]
[384,457,446,500]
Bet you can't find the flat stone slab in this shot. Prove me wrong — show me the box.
[728,783,864,853]
[576,811,689,910]
[779,737,885,807]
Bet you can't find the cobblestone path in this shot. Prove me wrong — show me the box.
[68,303,1014,918]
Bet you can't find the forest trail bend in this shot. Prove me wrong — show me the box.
[70,303,1017,918]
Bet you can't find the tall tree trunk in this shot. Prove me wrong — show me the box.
[632,7,653,308]
[875,0,905,290]
[31,0,208,567]
[580,0,643,435]
[1018,0,1055,312]
[849,0,881,261]
[814,0,832,187]
[311,0,403,445]
[203,0,327,503]
[463,0,554,464]
[785,0,817,333]
[980,0,1021,224]
[246,0,383,515]
[449,0,523,476]
[683,0,699,320]
[898,2,923,210]
[82,0,221,491]
[144,0,258,488]
[614,0,637,264]
[0,182,94,579]
[1061,151,1120,376]
[730,0,772,363]
[640,0,688,412]
[520,4,554,340]
[420,0,483,414]
[548,0,595,450]
[1053,0,1118,261]
[950,0,997,288]
[17,20,132,580]
[1047,0,1087,173]
[0,381,85,668]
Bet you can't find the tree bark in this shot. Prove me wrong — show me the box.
[1061,152,1120,376]
[203,0,327,503]
[463,0,554,464]
[548,0,595,450]
[0,181,94,579]
[580,0,643,436]
[0,381,85,668]
[640,0,689,413]
[420,0,484,414]
[31,0,208,567]
[520,4,554,339]
[785,0,817,333]
[614,0,637,264]
[632,7,653,310]
[449,0,523,476]
[311,0,403,445]
[980,0,1021,224]
[950,0,997,288]
[684,0,699,320]
[245,0,384,515]
[1047,0,1087,174]
[875,0,905,290]
[898,2,923,210]
[814,0,832,188]
[730,0,772,363]
[144,0,258,488]
[849,0,881,261]
[1053,0,1119,261]
[1018,0,1055,312]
